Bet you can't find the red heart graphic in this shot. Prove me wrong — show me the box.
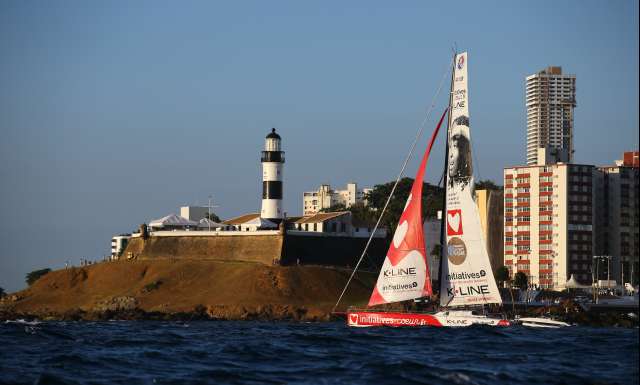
[447,209,463,235]
[349,314,358,324]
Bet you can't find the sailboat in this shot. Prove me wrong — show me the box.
[345,52,510,327]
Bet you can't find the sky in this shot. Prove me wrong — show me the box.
[0,1,638,292]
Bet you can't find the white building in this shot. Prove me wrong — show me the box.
[303,183,372,215]
[223,213,278,232]
[180,206,209,221]
[149,214,199,231]
[290,211,386,238]
[111,234,131,259]
[526,66,576,165]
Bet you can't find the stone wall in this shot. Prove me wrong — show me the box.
[123,234,283,265]
[121,232,387,269]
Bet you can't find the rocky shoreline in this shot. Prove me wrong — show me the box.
[2,298,637,327]
[0,303,330,323]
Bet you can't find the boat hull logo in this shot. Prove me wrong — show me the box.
[447,237,467,265]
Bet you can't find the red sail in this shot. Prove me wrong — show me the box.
[368,108,448,306]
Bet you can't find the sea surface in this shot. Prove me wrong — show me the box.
[0,320,637,385]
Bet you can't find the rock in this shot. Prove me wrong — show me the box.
[94,296,138,312]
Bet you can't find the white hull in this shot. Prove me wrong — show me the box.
[432,310,510,327]
[518,317,571,328]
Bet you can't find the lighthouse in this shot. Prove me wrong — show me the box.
[260,128,285,223]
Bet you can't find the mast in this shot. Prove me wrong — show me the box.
[439,51,503,308]
[437,51,456,296]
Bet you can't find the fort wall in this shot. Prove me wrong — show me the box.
[122,232,387,269]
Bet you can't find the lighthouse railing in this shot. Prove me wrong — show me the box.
[261,151,285,163]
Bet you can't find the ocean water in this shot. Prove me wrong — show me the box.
[0,321,637,385]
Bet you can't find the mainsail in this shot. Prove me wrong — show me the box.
[368,108,448,306]
[440,52,502,307]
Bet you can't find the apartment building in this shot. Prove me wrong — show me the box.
[504,163,594,290]
[302,183,371,215]
[526,66,576,165]
[594,152,639,286]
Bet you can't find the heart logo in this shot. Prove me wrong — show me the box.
[392,220,409,248]
[447,209,463,235]
[349,314,358,324]
[376,250,426,303]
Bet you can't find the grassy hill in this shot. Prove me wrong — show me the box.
[1,260,376,321]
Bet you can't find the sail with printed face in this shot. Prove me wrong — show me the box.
[368,108,448,306]
[439,52,502,307]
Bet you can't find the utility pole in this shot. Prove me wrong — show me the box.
[206,195,220,231]
[621,260,624,294]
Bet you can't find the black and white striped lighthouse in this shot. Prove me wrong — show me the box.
[260,128,284,223]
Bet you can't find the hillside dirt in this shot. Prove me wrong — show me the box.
[0,260,377,321]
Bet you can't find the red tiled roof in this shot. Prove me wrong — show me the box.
[223,213,260,225]
[293,211,350,224]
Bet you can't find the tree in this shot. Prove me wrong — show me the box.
[319,202,379,230]
[319,203,347,213]
[475,179,502,191]
[206,212,222,223]
[344,202,378,227]
[26,268,51,286]
[513,271,528,290]
[365,177,444,233]
[495,266,510,287]
[0,287,5,298]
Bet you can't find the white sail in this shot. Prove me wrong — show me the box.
[440,52,502,307]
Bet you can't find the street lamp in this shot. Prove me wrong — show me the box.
[592,255,612,301]
[604,255,612,291]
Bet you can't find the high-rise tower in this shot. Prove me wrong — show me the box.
[525,66,576,165]
[260,128,285,223]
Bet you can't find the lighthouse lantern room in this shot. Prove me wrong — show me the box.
[260,128,285,223]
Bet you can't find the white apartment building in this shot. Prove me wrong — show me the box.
[504,163,594,290]
[526,66,576,166]
[302,183,371,215]
[111,234,131,259]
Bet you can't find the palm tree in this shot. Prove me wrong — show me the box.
[495,266,510,288]
[514,272,528,290]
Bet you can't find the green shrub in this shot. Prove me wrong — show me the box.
[26,268,52,286]
[142,280,163,293]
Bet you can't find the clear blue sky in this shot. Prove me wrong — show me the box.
[1,1,638,292]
